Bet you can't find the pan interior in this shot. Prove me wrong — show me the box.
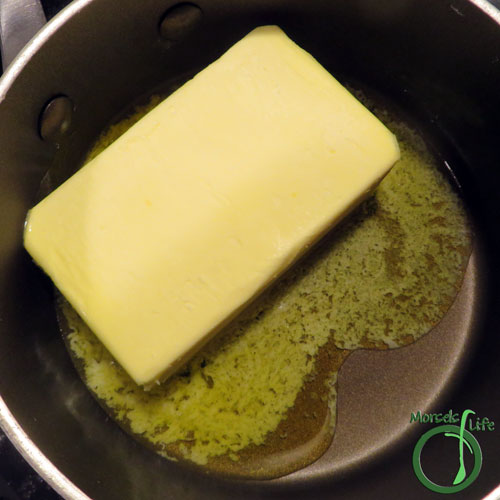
[45,80,477,482]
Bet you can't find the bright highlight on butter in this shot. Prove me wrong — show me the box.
[24,26,399,386]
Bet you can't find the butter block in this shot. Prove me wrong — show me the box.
[24,26,399,386]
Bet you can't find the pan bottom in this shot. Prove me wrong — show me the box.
[47,85,475,482]
[275,247,479,485]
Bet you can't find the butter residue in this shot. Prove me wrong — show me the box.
[59,96,471,478]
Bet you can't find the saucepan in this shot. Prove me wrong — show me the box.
[1,0,500,498]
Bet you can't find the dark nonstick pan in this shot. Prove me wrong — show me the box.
[1,0,500,498]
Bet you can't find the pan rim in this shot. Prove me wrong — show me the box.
[469,0,500,23]
[0,1,95,497]
[0,396,90,499]
[0,0,92,100]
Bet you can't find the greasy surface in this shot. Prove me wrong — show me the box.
[58,99,471,478]
[24,26,399,386]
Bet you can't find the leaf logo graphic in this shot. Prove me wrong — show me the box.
[413,409,483,494]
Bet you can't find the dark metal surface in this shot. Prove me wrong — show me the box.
[1,0,500,499]
[0,3,72,498]
[0,0,46,71]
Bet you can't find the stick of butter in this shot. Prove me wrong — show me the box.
[24,26,399,386]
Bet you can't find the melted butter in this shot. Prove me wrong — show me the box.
[57,92,472,479]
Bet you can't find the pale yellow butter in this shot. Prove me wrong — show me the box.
[24,26,399,386]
